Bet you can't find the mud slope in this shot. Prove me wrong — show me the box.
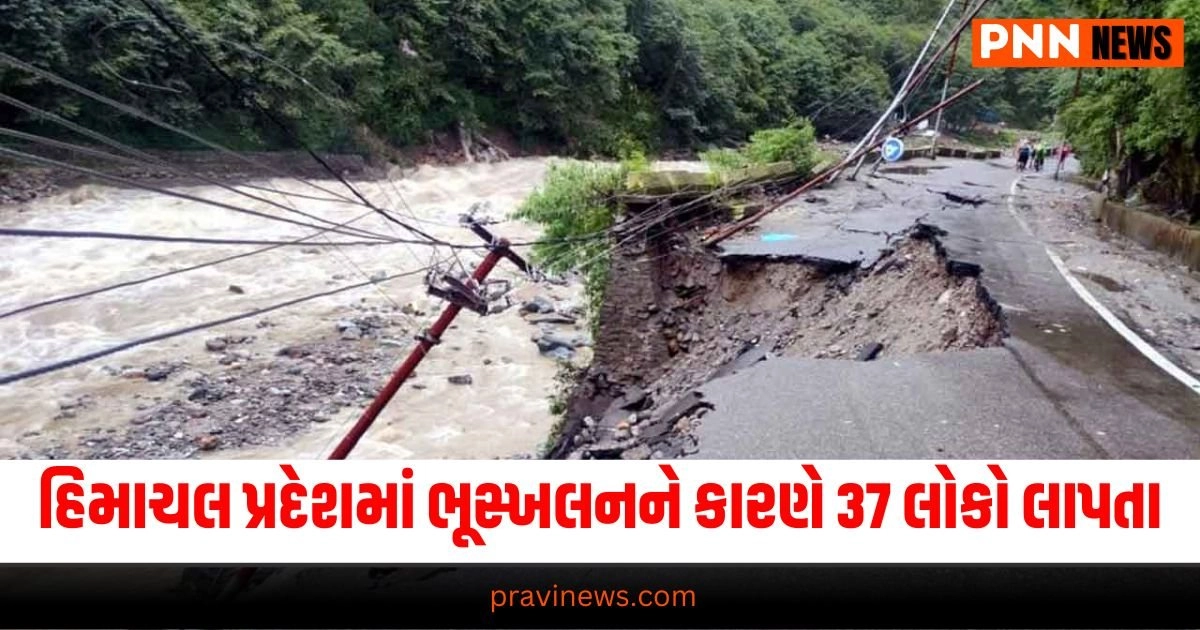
[550,222,1006,460]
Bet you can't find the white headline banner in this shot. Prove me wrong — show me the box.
[5,460,1187,563]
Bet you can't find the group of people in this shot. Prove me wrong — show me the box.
[1016,138,1072,175]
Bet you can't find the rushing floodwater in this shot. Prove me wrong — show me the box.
[0,157,601,459]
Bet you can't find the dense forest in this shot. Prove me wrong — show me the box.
[1,0,1197,218]
[2,0,1064,153]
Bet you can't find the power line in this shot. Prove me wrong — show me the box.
[132,0,445,246]
[0,91,350,210]
[0,227,404,247]
[0,146,397,240]
[3,77,439,329]
[0,260,446,387]
[0,112,430,325]
[0,223,595,251]
[0,209,379,320]
[0,57,608,254]
[0,51,363,207]
[0,121,399,242]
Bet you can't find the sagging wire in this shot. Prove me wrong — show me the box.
[132,0,445,246]
[2,99,424,330]
[0,146,397,239]
[0,89,350,210]
[0,121,399,242]
[144,15,447,327]
[0,227,409,247]
[130,0,530,300]
[90,17,186,94]
[0,209,379,320]
[0,259,450,387]
[0,51,364,206]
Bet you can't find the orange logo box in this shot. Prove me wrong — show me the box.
[971,18,1185,68]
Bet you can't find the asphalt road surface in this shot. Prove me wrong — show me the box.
[698,156,1199,459]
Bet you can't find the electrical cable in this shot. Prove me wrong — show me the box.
[0,227,403,247]
[0,59,611,254]
[0,260,447,386]
[0,121,400,242]
[0,51,365,206]
[0,209,378,320]
[132,0,445,246]
[0,91,351,209]
[0,146,396,240]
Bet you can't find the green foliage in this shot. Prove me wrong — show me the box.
[699,148,751,175]
[618,142,651,174]
[5,0,1012,155]
[1052,0,1200,219]
[744,120,817,171]
[512,160,626,325]
[700,120,817,181]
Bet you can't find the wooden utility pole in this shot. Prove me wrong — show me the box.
[843,0,991,182]
[930,0,971,159]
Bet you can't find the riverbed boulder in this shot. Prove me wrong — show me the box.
[520,295,556,315]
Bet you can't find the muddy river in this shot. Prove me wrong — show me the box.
[0,156,623,460]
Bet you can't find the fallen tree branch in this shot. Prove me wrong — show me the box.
[473,132,511,161]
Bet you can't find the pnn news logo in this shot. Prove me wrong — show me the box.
[972,18,1185,68]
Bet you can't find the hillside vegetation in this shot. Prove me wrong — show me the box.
[1057,0,1200,222]
[3,0,1196,220]
[2,0,1061,155]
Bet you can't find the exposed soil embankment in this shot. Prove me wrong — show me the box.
[549,216,1006,461]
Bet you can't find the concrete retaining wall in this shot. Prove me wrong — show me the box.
[1091,196,1200,271]
[626,162,795,195]
[867,145,1002,162]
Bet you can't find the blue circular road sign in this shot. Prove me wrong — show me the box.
[882,137,905,162]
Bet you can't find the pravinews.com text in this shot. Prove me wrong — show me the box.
[491,586,696,612]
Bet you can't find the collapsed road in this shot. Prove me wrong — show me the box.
[551,156,1200,461]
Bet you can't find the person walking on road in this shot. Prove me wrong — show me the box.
[1034,141,1048,172]
[1054,141,1072,180]
[1017,139,1032,172]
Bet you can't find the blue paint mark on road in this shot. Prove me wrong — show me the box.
[761,233,798,242]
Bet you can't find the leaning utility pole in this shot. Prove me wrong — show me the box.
[703,79,985,247]
[328,217,533,459]
[930,0,972,159]
[220,217,538,600]
[840,0,959,182]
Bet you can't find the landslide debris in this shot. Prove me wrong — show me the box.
[549,223,1005,461]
